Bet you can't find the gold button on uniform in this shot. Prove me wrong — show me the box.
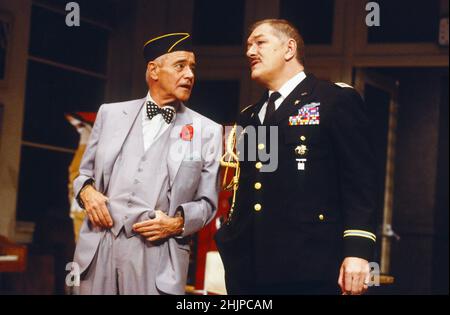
[258,143,265,150]
[254,182,262,190]
[255,162,263,169]
[319,214,324,221]
[254,204,262,211]
[300,136,306,141]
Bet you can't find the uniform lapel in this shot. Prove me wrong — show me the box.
[250,92,269,126]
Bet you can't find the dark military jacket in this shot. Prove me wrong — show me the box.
[216,74,377,292]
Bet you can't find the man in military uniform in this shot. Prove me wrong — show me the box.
[216,19,377,295]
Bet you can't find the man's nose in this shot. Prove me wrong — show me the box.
[246,44,256,58]
[184,67,194,79]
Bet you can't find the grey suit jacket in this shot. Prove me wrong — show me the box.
[73,97,222,294]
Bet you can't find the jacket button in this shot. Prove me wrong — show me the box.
[319,214,324,221]
[258,143,265,150]
[254,204,262,211]
[255,162,263,170]
[300,135,306,141]
[254,182,262,190]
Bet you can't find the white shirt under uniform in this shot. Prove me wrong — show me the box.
[258,71,306,124]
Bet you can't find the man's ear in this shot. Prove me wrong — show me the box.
[147,61,159,81]
[284,38,297,62]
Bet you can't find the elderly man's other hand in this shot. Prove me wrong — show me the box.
[338,257,371,295]
[132,210,184,242]
[80,185,113,228]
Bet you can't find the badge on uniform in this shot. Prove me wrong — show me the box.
[289,102,320,126]
[294,135,308,171]
[296,158,307,170]
[295,145,308,156]
[295,145,308,171]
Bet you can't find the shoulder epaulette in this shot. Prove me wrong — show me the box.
[334,82,354,89]
[240,104,255,113]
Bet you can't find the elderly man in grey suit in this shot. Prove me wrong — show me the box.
[72,33,222,295]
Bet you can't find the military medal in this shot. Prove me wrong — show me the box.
[288,102,321,126]
[295,141,308,170]
[295,145,308,156]
[296,158,307,170]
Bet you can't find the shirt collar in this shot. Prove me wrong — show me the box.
[268,71,306,100]
[146,92,155,104]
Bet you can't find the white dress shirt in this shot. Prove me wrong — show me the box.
[258,71,306,123]
[142,92,176,152]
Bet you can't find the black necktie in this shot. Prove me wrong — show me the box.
[146,101,175,124]
[263,91,281,124]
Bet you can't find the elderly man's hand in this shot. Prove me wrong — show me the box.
[80,185,113,228]
[132,210,184,242]
[338,257,371,295]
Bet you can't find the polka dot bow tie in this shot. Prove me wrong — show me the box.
[146,101,175,124]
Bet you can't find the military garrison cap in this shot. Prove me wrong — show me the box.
[143,33,193,63]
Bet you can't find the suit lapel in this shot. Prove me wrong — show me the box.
[274,74,317,125]
[103,98,146,189]
[167,103,193,185]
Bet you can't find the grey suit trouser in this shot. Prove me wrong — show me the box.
[79,228,163,295]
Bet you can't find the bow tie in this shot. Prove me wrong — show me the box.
[146,101,176,124]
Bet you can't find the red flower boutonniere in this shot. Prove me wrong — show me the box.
[180,124,194,141]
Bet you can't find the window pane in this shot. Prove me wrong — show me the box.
[23,61,104,148]
[187,80,240,124]
[280,0,335,45]
[29,5,109,73]
[367,0,440,43]
[16,146,73,222]
[193,0,245,45]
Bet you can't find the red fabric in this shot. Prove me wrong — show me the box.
[75,112,97,125]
